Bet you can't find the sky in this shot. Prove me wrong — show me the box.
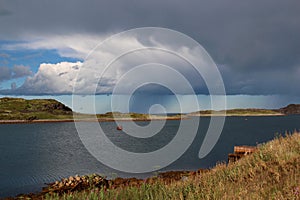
[0,0,300,113]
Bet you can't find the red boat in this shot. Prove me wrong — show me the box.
[116,125,123,130]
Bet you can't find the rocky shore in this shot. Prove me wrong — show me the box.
[7,169,208,200]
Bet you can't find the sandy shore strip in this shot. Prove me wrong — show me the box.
[0,116,185,124]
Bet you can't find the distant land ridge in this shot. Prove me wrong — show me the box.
[0,97,300,121]
[188,104,300,116]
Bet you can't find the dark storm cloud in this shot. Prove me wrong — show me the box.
[0,65,32,82]
[0,8,11,16]
[12,65,32,78]
[0,66,11,81]
[0,0,299,95]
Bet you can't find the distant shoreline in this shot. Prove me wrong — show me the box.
[0,113,288,124]
[1,97,299,124]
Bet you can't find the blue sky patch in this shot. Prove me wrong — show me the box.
[0,40,82,89]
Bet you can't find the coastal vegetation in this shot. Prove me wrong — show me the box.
[17,132,299,199]
[96,112,150,120]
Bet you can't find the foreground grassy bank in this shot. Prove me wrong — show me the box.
[19,132,298,200]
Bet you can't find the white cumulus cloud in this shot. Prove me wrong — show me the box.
[19,62,82,94]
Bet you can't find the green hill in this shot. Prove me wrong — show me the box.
[0,97,73,120]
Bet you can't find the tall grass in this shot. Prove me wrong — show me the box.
[45,132,300,200]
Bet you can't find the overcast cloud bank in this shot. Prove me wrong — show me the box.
[0,0,299,98]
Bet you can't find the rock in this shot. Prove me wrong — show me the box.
[58,182,64,188]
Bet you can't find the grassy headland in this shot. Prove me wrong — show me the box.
[17,132,299,200]
[0,97,73,120]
